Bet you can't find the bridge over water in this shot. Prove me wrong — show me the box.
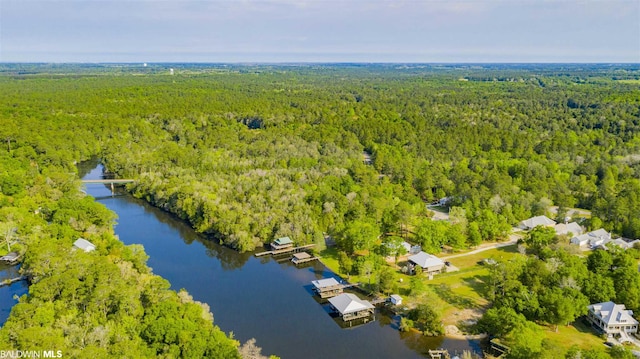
[81,179,135,195]
[81,179,135,184]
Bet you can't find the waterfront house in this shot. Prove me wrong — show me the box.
[270,236,293,251]
[328,293,375,321]
[586,301,638,341]
[0,252,20,265]
[519,215,556,230]
[408,251,445,276]
[311,278,343,298]
[73,238,96,253]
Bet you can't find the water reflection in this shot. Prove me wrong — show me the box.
[82,162,482,358]
[0,264,28,326]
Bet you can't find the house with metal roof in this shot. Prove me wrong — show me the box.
[519,215,556,230]
[408,251,445,276]
[328,293,375,321]
[270,236,294,251]
[570,228,611,248]
[587,301,638,342]
[311,278,343,298]
[73,238,96,253]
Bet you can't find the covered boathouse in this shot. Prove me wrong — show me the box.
[328,293,375,321]
[270,236,294,251]
[311,278,343,298]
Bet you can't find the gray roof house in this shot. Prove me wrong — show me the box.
[73,238,96,253]
[311,278,343,298]
[555,222,584,236]
[328,293,375,321]
[570,228,611,248]
[519,215,556,230]
[408,251,445,275]
[587,301,638,342]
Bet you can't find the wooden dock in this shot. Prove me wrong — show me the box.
[370,297,388,305]
[255,244,315,257]
[0,276,25,288]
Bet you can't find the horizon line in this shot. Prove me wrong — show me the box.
[2,61,639,65]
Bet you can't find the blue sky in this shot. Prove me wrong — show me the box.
[1,0,638,63]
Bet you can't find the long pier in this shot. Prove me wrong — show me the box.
[255,244,316,257]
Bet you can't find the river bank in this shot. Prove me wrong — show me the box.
[81,161,482,358]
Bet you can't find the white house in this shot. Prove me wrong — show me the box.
[73,238,96,253]
[587,301,638,340]
[328,293,375,321]
[570,228,611,248]
[519,215,556,230]
[408,251,445,275]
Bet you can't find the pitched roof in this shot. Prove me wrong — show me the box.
[408,251,444,268]
[605,238,639,250]
[571,228,611,247]
[328,293,374,315]
[590,228,610,238]
[555,222,583,236]
[0,252,19,261]
[588,301,638,326]
[274,236,293,245]
[73,238,96,252]
[521,215,556,229]
[311,278,340,289]
[292,252,311,260]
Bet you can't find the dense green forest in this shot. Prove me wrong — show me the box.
[1,63,639,357]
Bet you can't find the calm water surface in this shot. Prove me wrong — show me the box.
[81,162,480,359]
[0,264,27,325]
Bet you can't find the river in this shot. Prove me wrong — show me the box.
[78,161,480,358]
[0,264,27,325]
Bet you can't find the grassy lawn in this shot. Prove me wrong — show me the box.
[318,247,383,289]
[543,319,605,350]
[424,267,490,325]
[447,244,522,269]
[318,246,341,276]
